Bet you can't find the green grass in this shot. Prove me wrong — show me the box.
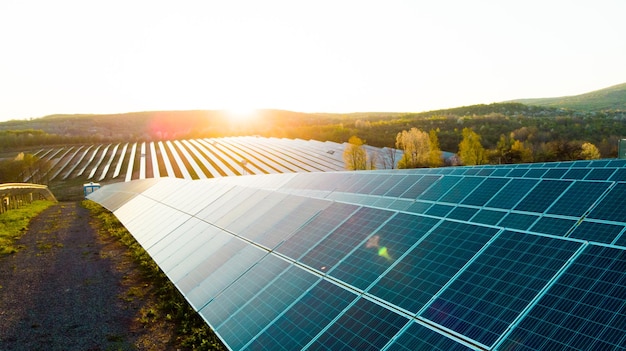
[0,200,56,256]
[83,200,226,351]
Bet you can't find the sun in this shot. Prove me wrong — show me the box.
[226,107,258,122]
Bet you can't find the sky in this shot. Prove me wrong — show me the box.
[1,0,625,122]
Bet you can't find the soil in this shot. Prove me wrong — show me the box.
[0,202,177,351]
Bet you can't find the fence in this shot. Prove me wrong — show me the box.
[0,183,57,214]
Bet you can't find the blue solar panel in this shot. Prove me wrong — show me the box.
[426,203,455,217]
[330,213,440,290]
[439,176,485,203]
[368,221,499,314]
[514,180,572,213]
[530,216,576,236]
[588,183,626,223]
[446,206,479,221]
[418,176,462,201]
[276,202,359,259]
[568,220,625,245]
[498,213,539,231]
[243,279,357,350]
[461,177,510,206]
[87,157,626,351]
[214,264,320,350]
[306,297,409,351]
[486,178,538,209]
[496,245,626,351]
[471,209,507,226]
[300,207,394,273]
[421,231,582,347]
[385,321,476,351]
[546,181,611,217]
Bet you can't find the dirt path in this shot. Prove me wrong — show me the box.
[0,202,160,351]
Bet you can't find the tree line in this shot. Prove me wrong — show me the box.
[344,126,604,170]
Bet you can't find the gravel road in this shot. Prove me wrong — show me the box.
[0,202,169,351]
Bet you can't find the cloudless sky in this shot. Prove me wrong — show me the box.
[1,0,625,121]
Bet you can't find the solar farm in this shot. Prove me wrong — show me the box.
[26,137,385,184]
[88,156,626,351]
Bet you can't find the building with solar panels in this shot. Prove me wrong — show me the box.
[88,158,626,350]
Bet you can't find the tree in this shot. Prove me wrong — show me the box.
[510,139,534,163]
[580,142,601,160]
[458,128,486,165]
[428,129,444,167]
[367,150,378,170]
[395,128,442,168]
[343,136,368,170]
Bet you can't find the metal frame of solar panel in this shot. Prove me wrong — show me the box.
[88,158,626,351]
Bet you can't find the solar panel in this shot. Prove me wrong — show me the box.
[87,157,626,351]
[496,245,626,350]
[420,231,582,348]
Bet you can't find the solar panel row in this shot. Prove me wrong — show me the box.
[88,159,626,350]
[30,137,352,183]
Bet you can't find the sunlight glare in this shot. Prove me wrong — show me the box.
[226,107,258,122]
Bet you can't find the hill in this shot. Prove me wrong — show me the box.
[508,82,626,111]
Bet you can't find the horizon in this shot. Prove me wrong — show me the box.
[1,0,625,122]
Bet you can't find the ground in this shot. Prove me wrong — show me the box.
[0,202,179,351]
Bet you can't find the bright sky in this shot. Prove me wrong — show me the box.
[1,0,625,121]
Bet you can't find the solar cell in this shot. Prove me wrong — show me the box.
[368,221,499,314]
[421,231,582,347]
[418,176,462,201]
[514,180,572,213]
[541,168,567,179]
[471,209,507,226]
[212,264,320,350]
[330,213,440,290]
[405,201,433,214]
[384,174,423,197]
[530,216,576,236]
[498,212,539,231]
[523,168,548,178]
[497,245,626,351]
[305,297,409,351]
[507,168,529,177]
[400,175,441,199]
[585,167,616,180]
[275,202,360,259]
[446,206,479,221]
[568,220,625,245]
[486,178,538,209]
[461,177,510,206]
[562,168,591,180]
[439,176,485,203]
[546,181,611,217]
[426,204,455,217]
[243,279,357,351]
[384,322,476,351]
[300,207,394,273]
[609,168,626,181]
[368,174,407,196]
[588,183,626,222]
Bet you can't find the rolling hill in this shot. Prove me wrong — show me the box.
[508,82,626,111]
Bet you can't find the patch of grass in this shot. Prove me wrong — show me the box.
[0,200,56,257]
[83,200,226,351]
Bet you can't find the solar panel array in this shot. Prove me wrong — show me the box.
[28,137,400,182]
[88,158,626,351]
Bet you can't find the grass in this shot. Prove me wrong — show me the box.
[0,200,56,256]
[82,200,226,351]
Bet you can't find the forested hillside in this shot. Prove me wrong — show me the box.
[509,82,626,111]
[1,101,625,162]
